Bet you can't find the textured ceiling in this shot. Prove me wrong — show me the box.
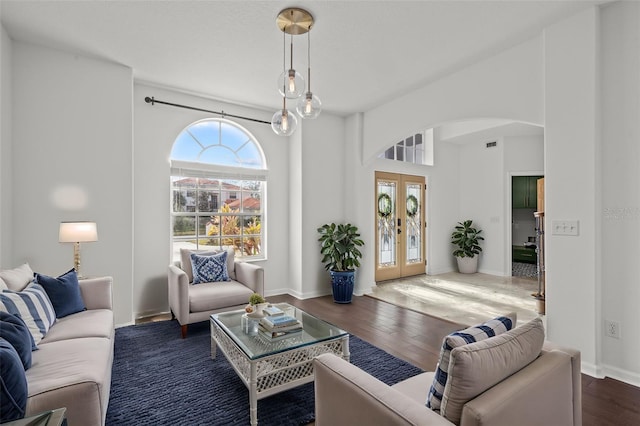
[1,1,601,117]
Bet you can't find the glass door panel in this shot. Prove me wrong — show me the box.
[402,179,425,277]
[378,180,397,268]
[375,172,425,282]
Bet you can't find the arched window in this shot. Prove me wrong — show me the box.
[170,118,267,261]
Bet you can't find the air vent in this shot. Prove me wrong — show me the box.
[486,141,497,148]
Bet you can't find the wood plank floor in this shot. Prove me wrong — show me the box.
[269,293,640,426]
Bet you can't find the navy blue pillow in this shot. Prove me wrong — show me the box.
[0,337,28,422]
[0,312,34,369]
[34,269,86,318]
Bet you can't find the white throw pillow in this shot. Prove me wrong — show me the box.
[0,263,35,291]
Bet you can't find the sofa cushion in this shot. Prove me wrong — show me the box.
[0,337,28,422]
[26,337,113,426]
[440,317,545,425]
[181,247,236,282]
[0,263,34,292]
[39,309,114,344]
[35,269,86,318]
[391,371,434,405]
[0,312,34,369]
[426,313,516,412]
[0,283,56,345]
[191,251,230,284]
[189,280,253,313]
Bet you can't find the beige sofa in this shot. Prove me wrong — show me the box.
[1,271,114,426]
[168,248,264,338]
[314,333,581,426]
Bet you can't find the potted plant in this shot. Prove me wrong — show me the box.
[246,293,268,315]
[451,220,484,274]
[317,223,364,303]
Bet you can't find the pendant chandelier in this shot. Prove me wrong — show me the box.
[271,7,322,136]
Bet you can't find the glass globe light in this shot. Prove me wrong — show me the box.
[271,108,298,136]
[277,69,305,99]
[296,92,322,119]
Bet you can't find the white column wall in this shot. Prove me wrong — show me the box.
[11,41,134,325]
[543,8,599,374]
[600,1,640,385]
[0,24,12,267]
[298,114,346,298]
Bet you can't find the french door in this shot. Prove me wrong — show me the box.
[375,171,426,282]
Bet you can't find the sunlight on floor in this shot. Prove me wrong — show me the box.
[367,272,542,327]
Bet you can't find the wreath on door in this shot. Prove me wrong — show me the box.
[378,193,392,218]
[406,195,419,218]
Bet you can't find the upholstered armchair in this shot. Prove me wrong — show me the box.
[168,248,264,338]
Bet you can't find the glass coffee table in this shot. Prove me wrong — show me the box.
[210,303,349,426]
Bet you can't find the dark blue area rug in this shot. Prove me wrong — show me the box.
[106,319,423,425]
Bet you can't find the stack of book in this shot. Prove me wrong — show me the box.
[259,314,302,340]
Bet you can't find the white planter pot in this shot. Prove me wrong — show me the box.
[456,256,478,274]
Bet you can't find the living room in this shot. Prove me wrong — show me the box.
[1,1,639,424]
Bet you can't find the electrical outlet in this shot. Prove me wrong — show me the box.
[605,320,620,339]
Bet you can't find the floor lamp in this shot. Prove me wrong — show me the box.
[59,221,98,278]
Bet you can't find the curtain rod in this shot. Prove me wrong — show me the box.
[144,96,271,125]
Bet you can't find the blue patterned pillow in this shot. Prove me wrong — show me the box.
[0,283,56,345]
[191,251,229,284]
[426,314,515,412]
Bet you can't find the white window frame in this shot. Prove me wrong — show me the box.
[170,119,268,262]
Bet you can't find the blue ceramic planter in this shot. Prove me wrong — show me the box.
[329,270,355,303]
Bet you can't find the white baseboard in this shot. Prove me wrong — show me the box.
[478,268,508,277]
[581,361,604,379]
[600,363,640,387]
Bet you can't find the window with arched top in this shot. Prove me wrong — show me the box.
[170,119,267,261]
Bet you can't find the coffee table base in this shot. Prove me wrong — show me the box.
[210,319,349,426]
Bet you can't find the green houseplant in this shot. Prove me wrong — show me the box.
[246,293,268,315]
[451,220,484,273]
[317,223,364,303]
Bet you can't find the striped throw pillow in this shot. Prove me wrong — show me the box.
[426,314,515,412]
[0,283,56,345]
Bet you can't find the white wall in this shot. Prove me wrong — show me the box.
[543,7,599,376]
[599,0,640,385]
[458,139,505,276]
[298,113,347,298]
[133,83,290,316]
[363,35,544,161]
[0,24,12,267]
[10,41,134,325]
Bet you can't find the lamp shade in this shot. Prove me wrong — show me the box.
[59,222,98,243]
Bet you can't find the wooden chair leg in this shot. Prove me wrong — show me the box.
[181,324,188,339]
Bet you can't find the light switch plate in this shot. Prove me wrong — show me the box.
[551,220,579,236]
